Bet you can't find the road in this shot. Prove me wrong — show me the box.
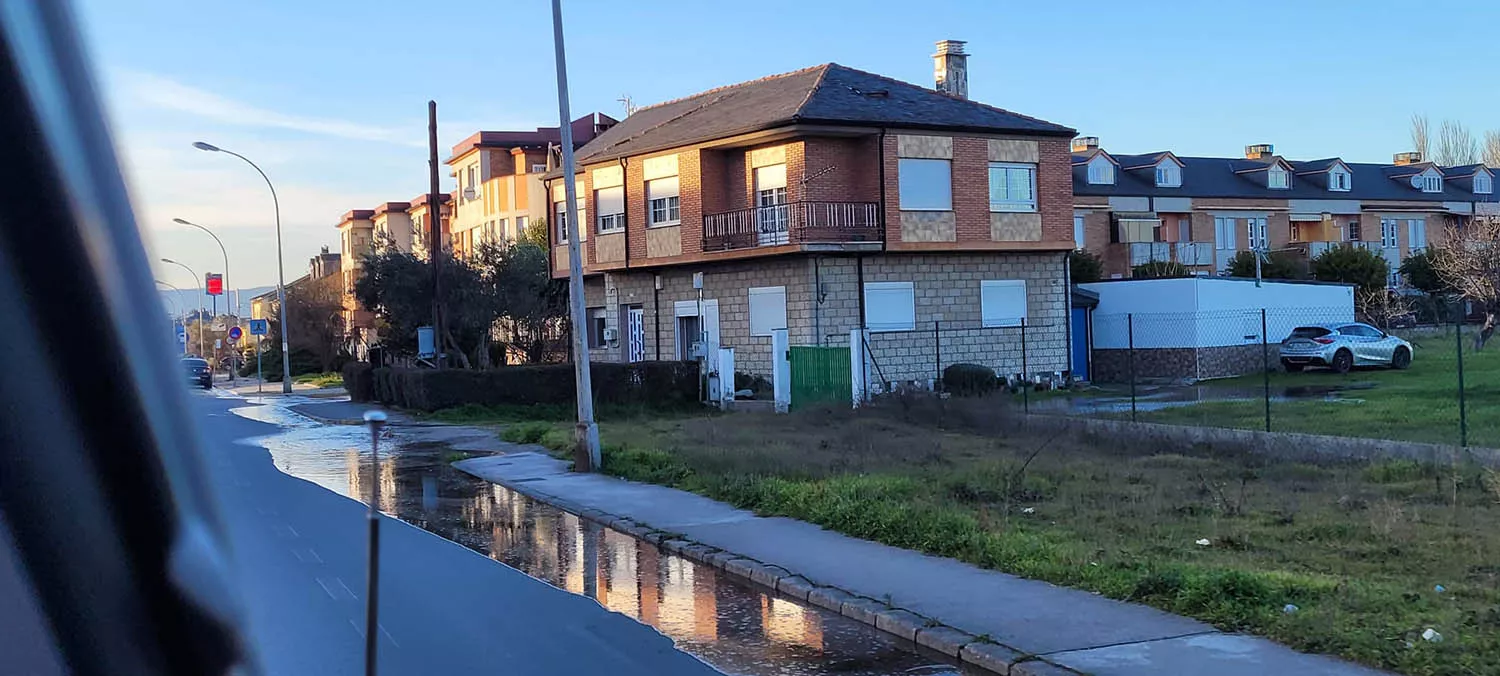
[190,391,717,676]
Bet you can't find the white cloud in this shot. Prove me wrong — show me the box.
[113,69,423,147]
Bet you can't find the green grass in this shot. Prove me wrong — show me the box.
[1061,327,1500,448]
[292,372,344,388]
[521,406,1500,675]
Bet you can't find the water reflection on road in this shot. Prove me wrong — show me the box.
[234,397,974,676]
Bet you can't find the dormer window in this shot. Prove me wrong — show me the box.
[1268,166,1290,189]
[1329,168,1350,191]
[1087,156,1114,185]
[1476,172,1493,195]
[1155,163,1181,188]
[1412,169,1443,193]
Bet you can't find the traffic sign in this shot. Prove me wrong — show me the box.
[205,273,224,296]
[249,319,269,336]
[228,325,244,341]
[226,333,238,345]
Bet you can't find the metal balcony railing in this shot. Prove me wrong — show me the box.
[703,201,882,251]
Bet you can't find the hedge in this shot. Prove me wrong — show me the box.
[363,361,700,412]
[342,362,374,402]
[943,362,999,397]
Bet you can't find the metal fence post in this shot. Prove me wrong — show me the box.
[1457,310,1468,447]
[1020,318,1029,414]
[1127,312,1137,423]
[1261,308,1271,433]
[934,319,941,391]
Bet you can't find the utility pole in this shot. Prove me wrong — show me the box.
[551,0,601,471]
[428,100,445,370]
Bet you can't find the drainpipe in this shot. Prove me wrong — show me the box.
[814,256,823,344]
[1063,251,1074,382]
[619,157,629,266]
[653,273,662,361]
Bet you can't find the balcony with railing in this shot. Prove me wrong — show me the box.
[702,201,882,252]
[1174,242,1214,266]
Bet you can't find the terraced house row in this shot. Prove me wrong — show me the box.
[1070,139,1499,283]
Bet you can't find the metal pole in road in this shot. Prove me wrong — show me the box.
[194,141,292,394]
[162,258,204,357]
[550,0,601,472]
[362,410,387,676]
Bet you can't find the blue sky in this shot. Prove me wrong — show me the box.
[78,0,1500,288]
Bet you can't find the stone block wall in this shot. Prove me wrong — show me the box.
[1092,344,1273,383]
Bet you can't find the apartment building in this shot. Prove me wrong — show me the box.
[447,114,618,257]
[1072,140,1499,283]
[545,41,1078,384]
[406,192,451,259]
[335,209,376,336]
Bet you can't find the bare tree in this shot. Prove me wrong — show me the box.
[1411,114,1430,160]
[1436,119,1480,166]
[1434,215,1500,348]
[1485,130,1500,169]
[1355,288,1412,331]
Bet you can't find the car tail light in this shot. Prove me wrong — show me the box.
[1313,337,1335,344]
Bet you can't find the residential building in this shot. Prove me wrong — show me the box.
[309,246,341,279]
[406,192,451,259]
[447,114,618,257]
[545,41,1077,387]
[1071,140,1500,284]
[371,201,413,251]
[249,249,340,321]
[335,209,377,338]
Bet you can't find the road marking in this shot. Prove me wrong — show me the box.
[336,577,358,600]
[256,506,279,516]
[292,548,323,564]
[347,619,400,648]
[315,577,339,599]
[272,524,299,539]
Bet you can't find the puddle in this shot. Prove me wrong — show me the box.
[233,398,979,676]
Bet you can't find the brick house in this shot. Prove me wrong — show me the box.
[1072,139,1500,283]
[545,41,1078,386]
[446,114,617,257]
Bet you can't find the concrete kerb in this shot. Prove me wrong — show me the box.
[445,446,1074,675]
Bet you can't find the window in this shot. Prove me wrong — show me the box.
[596,186,625,233]
[1268,166,1290,189]
[988,163,1037,212]
[1086,156,1114,185]
[1178,216,1193,242]
[1347,220,1362,241]
[1213,217,1237,249]
[1073,216,1085,249]
[898,159,952,210]
[1247,218,1268,250]
[1155,163,1181,188]
[1476,173,1493,194]
[755,165,790,245]
[555,201,569,242]
[748,286,787,337]
[863,281,915,332]
[1380,219,1399,248]
[1408,219,1427,252]
[647,176,680,226]
[515,216,528,241]
[497,218,509,242]
[531,164,547,173]
[466,165,477,200]
[1329,168,1350,191]
[587,308,608,348]
[980,280,1027,328]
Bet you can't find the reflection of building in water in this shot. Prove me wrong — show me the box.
[762,596,823,650]
[340,448,397,514]
[655,555,717,643]
[378,457,397,514]
[638,543,660,626]
[601,530,639,616]
[345,449,362,500]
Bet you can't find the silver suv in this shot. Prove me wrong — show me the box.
[1279,323,1413,374]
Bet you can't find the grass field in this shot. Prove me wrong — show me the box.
[292,372,344,388]
[494,403,1500,676]
[1061,326,1500,448]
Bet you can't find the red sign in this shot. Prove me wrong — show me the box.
[205,273,224,296]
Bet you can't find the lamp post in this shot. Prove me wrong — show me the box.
[161,257,204,357]
[175,218,237,382]
[156,280,187,355]
[193,141,292,393]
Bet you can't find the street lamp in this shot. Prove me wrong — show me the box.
[175,217,238,382]
[194,141,292,393]
[161,257,205,357]
[156,280,187,355]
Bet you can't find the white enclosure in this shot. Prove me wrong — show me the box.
[1080,277,1355,349]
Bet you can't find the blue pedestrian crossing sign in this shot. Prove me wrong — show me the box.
[248,319,269,336]
[174,323,186,349]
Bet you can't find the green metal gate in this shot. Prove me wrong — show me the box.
[789,346,850,409]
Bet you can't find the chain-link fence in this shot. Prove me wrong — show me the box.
[846,318,1066,410]
[1042,306,1491,448]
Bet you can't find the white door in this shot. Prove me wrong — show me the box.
[672,299,720,359]
[1213,217,1237,273]
[755,165,789,246]
[626,307,645,362]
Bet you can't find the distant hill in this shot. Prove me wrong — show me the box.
[157,285,275,319]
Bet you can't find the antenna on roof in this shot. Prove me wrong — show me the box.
[617,94,637,117]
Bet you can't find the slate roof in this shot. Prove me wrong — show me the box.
[572,63,1074,165]
[1073,153,1500,203]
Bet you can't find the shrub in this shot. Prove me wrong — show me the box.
[1069,249,1103,284]
[1311,245,1388,294]
[502,421,555,445]
[943,363,998,397]
[367,361,700,411]
[342,362,374,402]
[1132,260,1191,279]
[1227,250,1307,281]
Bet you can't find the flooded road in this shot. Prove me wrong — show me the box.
[233,397,977,676]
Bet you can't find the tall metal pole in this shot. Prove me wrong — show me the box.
[1261,308,1271,432]
[193,142,292,393]
[551,0,601,471]
[176,218,236,382]
[1127,313,1137,423]
[163,258,204,357]
[1457,309,1467,447]
[361,411,387,676]
[427,101,445,370]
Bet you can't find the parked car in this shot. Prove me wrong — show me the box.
[182,356,212,389]
[1279,323,1413,374]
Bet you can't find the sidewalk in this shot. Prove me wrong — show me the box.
[455,449,1389,676]
[217,375,343,398]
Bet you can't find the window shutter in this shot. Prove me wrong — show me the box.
[863,282,915,332]
[981,280,1027,328]
[596,186,624,216]
[748,286,788,337]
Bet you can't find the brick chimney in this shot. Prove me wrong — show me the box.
[933,40,968,99]
[1245,144,1275,160]
[1393,151,1423,166]
[1072,137,1100,153]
